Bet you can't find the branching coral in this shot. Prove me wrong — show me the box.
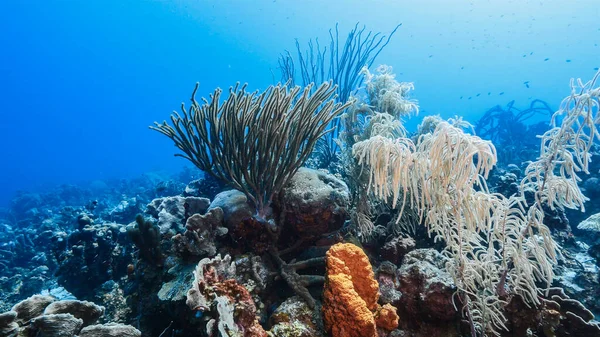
[268,247,325,310]
[151,82,351,220]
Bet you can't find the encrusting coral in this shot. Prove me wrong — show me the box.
[322,243,398,337]
[172,207,228,259]
[186,254,267,337]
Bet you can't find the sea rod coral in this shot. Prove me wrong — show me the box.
[151,82,352,221]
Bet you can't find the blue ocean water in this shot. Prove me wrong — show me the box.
[0,0,598,206]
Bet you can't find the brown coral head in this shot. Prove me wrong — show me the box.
[232,217,272,254]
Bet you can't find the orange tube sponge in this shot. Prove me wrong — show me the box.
[325,243,379,310]
[322,243,399,337]
[375,303,400,331]
[323,271,377,337]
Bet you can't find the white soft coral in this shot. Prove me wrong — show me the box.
[361,65,419,118]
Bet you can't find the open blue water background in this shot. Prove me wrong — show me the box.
[0,0,598,207]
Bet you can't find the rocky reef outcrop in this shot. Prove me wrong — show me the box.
[1,295,139,337]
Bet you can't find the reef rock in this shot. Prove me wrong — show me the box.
[157,264,196,303]
[43,300,104,327]
[11,295,55,325]
[0,311,18,337]
[172,207,227,259]
[277,168,350,242]
[583,177,600,198]
[146,196,211,234]
[545,287,600,337]
[93,281,130,323]
[208,190,254,230]
[106,197,142,224]
[30,313,83,337]
[186,254,237,312]
[376,261,401,305]
[183,175,223,200]
[375,303,400,331]
[396,249,457,324]
[269,296,323,337]
[78,323,142,337]
[127,215,164,266]
[380,236,416,265]
[54,223,132,299]
[6,294,140,337]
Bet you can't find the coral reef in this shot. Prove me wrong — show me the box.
[53,222,133,300]
[31,313,84,337]
[11,294,55,325]
[268,247,325,309]
[379,236,415,265]
[3,22,600,337]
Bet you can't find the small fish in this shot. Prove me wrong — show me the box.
[522,54,526,57]
[566,59,571,63]
[476,93,481,97]
[429,55,433,58]
[544,58,550,61]
[530,52,533,55]
[594,67,599,71]
[468,96,472,100]
[499,92,505,95]
[461,66,464,70]
[460,96,463,99]
[524,81,530,88]
[487,92,491,95]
